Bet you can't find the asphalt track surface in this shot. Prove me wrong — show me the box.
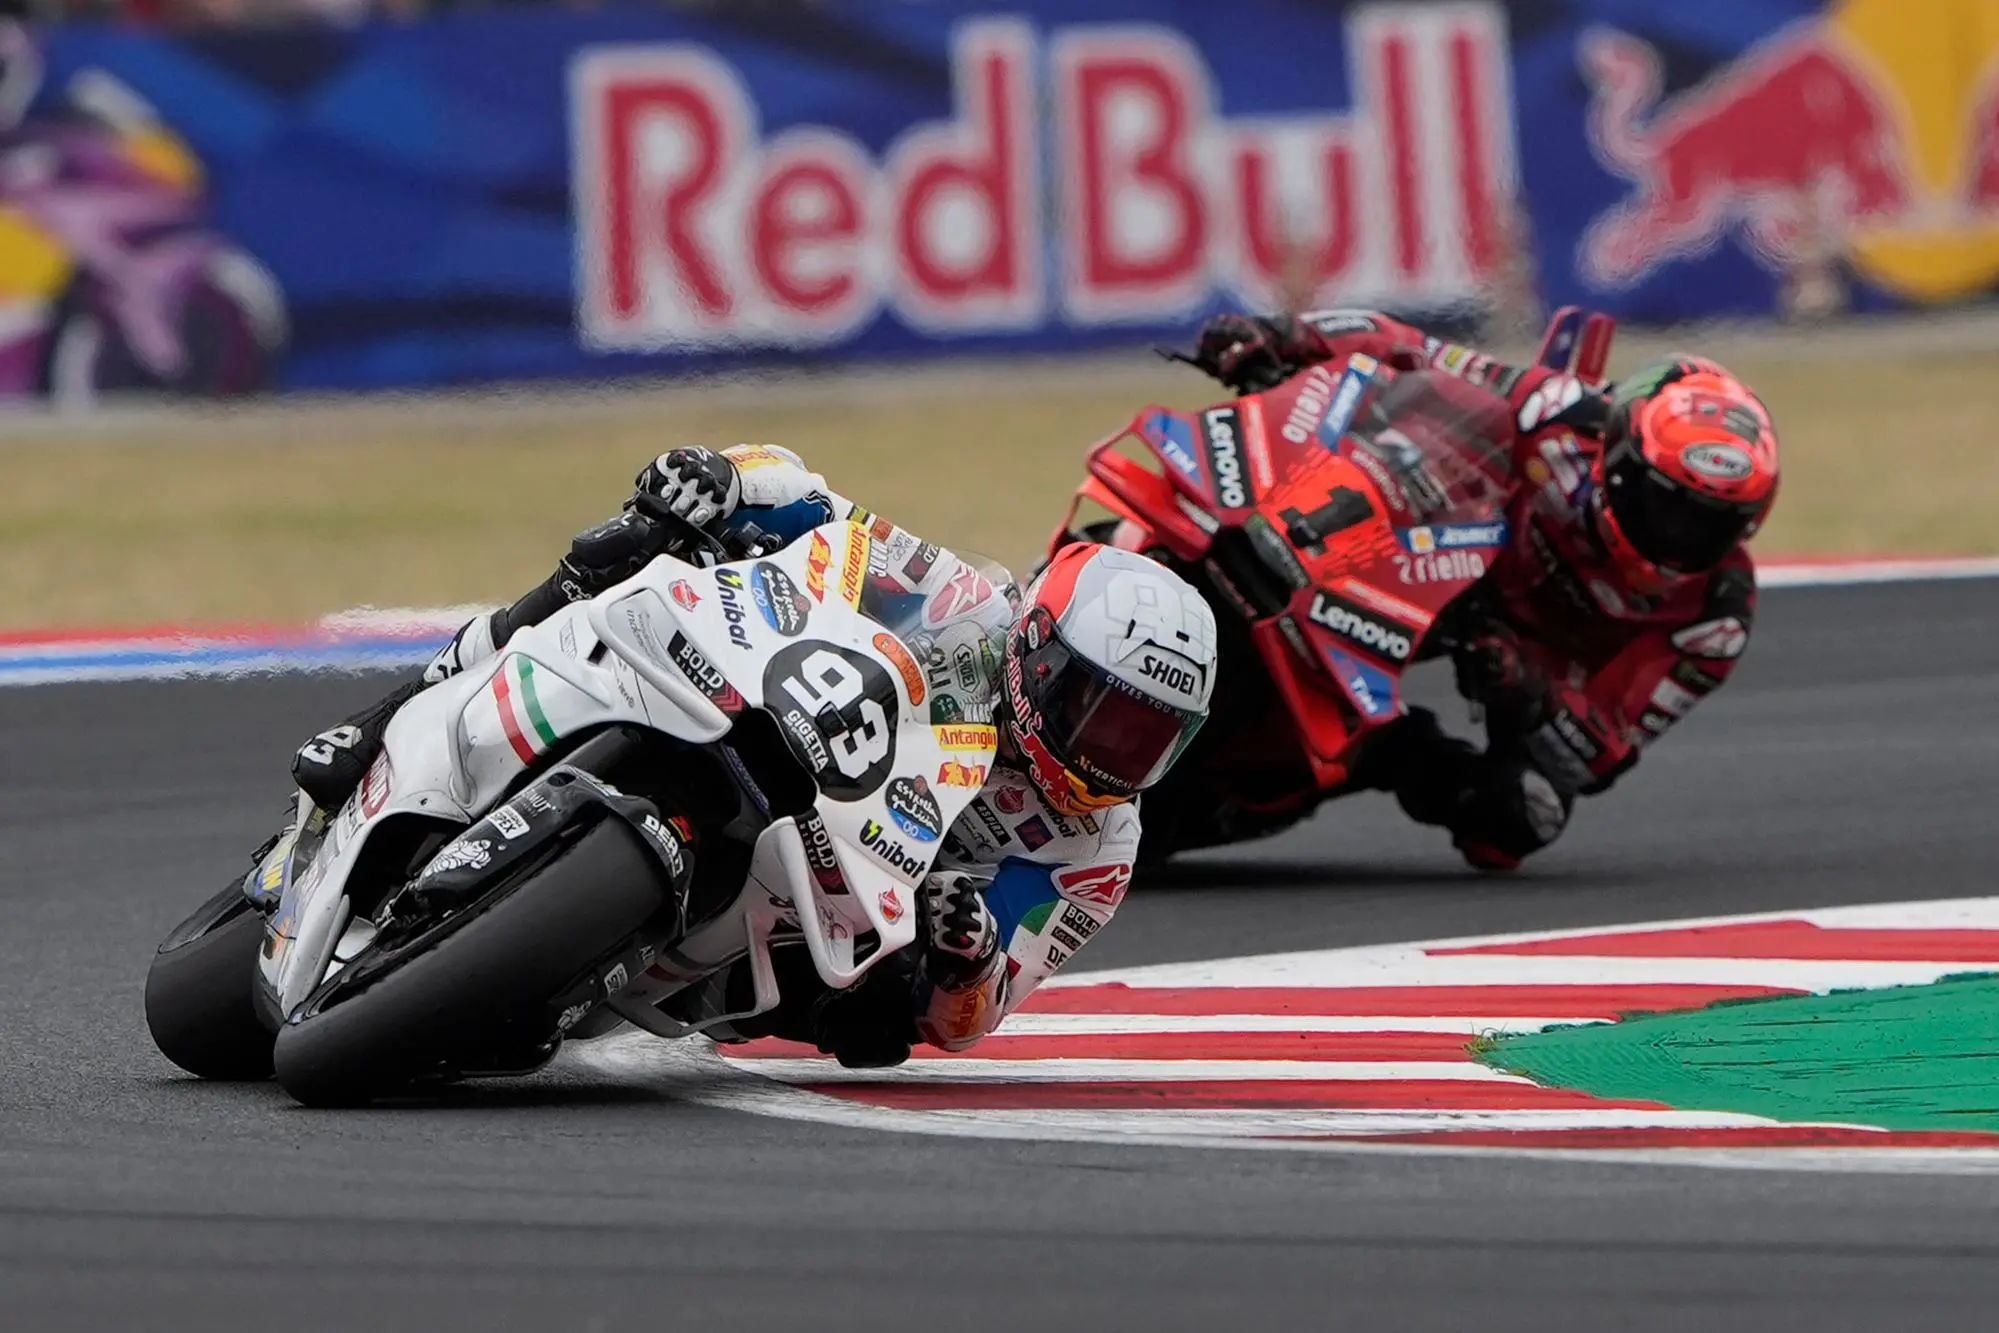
[4,580,1998,1332]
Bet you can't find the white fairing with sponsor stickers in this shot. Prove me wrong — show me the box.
[259,520,1000,1030]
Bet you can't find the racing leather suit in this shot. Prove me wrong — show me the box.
[297,445,1136,1063]
[1232,311,1758,869]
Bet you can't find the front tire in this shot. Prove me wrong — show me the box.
[145,883,276,1081]
[272,817,669,1108]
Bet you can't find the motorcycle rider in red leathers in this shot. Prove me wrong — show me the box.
[1190,311,1781,870]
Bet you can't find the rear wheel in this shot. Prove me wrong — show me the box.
[272,816,670,1108]
[145,883,276,1081]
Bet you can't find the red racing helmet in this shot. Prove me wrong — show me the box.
[1592,357,1779,591]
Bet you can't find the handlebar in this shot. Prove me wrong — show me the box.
[628,493,780,564]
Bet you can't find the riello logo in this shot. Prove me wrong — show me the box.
[570,6,1516,350]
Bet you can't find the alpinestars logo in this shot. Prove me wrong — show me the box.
[1307,591,1413,662]
[1202,407,1248,509]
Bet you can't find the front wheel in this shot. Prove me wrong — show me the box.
[145,882,276,1081]
[272,816,671,1108]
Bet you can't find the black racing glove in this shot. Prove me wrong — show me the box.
[1191,314,1335,394]
[1454,625,1550,733]
[919,872,1000,991]
[633,447,742,529]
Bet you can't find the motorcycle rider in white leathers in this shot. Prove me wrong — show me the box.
[292,444,1218,1067]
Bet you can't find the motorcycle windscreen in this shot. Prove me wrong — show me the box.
[1346,371,1515,522]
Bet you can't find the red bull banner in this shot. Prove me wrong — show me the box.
[1530,0,1999,319]
[27,0,1999,393]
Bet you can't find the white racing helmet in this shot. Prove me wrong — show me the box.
[1003,544,1217,815]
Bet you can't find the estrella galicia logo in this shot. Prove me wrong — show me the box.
[750,561,809,637]
[884,774,942,842]
[1142,409,1202,484]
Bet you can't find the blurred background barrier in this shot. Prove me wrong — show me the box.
[7,0,1999,397]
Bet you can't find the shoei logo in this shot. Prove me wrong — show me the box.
[1307,590,1413,662]
[1682,443,1755,480]
[1201,407,1248,509]
[1139,652,1199,700]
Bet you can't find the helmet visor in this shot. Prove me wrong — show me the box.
[1603,439,1758,573]
[1016,623,1205,797]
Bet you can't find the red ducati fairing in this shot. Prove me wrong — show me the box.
[1048,356,1517,858]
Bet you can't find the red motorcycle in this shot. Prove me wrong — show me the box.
[1045,311,1612,861]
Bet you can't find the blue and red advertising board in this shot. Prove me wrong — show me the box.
[14,0,1999,393]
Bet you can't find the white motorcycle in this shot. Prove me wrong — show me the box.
[143,511,1008,1106]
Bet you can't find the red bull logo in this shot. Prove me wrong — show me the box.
[1581,1,1999,303]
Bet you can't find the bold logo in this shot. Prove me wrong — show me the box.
[1138,653,1199,699]
[937,760,989,789]
[667,631,743,712]
[1056,862,1130,909]
[885,774,943,842]
[1671,616,1749,660]
[934,722,999,752]
[750,562,810,636]
[669,579,701,610]
[1307,590,1414,661]
[1201,406,1248,508]
[712,568,755,649]
[858,817,929,879]
[874,631,927,706]
[797,812,847,895]
[1682,443,1756,480]
[804,532,832,602]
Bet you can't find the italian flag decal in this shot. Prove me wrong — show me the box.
[491,655,558,762]
[576,898,1999,1166]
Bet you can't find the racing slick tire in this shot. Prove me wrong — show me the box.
[145,882,277,1081]
[272,816,670,1109]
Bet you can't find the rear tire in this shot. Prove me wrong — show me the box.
[144,885,276,1081]
[272,817,669,1108]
